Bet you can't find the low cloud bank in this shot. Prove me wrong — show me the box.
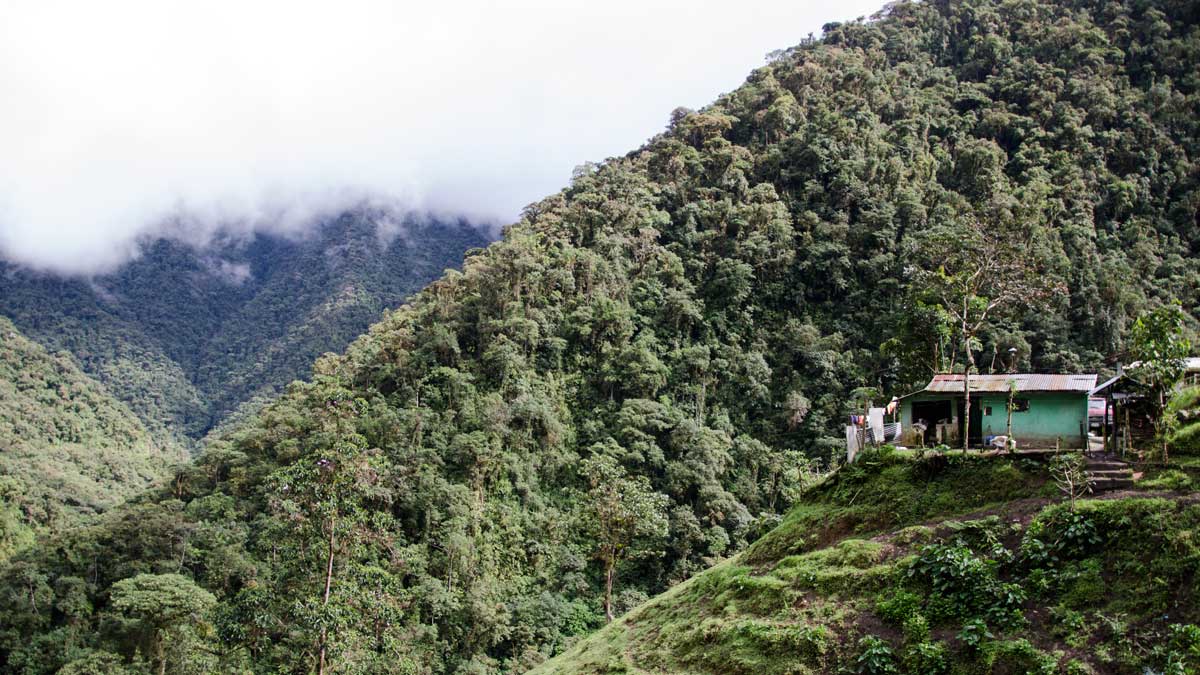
[0,0,880,275]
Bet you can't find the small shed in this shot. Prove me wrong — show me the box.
[1090,357,1200,455]
[900,373,1097,449]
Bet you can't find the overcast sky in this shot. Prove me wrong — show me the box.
[0,0,882,274]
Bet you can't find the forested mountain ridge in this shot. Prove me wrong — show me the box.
[0,317,180,559]
[0,213,490,440]
[1,0,1199,673]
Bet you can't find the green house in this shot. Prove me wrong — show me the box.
[899,373,1097,449]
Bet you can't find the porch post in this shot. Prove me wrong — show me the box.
[1103,395,1110,455]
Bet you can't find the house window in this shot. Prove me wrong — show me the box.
[983,406,993,416]
[1012,398,1030,412]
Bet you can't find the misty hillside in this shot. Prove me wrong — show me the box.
[0,317,181,558]
[0,0,1198,674]
[0,213,490,440]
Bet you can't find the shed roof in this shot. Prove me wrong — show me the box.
[920,373,1097,395]
[1126,357,1200,374]
[1090,356,1200,395]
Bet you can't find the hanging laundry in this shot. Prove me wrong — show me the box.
[846,425,860,462]
[868,408,885,443]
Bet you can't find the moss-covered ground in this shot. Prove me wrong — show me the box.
[532,451,1200,675]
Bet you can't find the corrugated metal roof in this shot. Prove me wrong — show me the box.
[1128,357,1200,374]
[1090,356,1200,395]
[923,373,1097,394]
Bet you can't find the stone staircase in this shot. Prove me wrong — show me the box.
[1085,454,1135,492]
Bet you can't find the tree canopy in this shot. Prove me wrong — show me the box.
[1,0,1199,673]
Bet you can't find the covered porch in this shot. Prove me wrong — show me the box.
[899,374,1096,449]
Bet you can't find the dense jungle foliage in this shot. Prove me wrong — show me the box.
[0,214,489,441]
[0,318,179,559]
[1,0,1199,672]
[534,451,1200,674]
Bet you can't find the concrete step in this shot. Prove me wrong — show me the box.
[1085,461,1131,470]
[1090,477,1135,491]
[1088,469,1134,478]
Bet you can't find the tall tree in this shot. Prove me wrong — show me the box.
[1129,304,1192,462]
[581,454,669,622]
[109,573,215,675]
[910,217,1064,451]
[266,361,384,675]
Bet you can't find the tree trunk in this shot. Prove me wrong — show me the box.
[1161,389,1169,464]
[157,634,166,675]
[963,350,973,454]
[604,559,615,623]
[1006,386,1014,451]
[318,516,336,675]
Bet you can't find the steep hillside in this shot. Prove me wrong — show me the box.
[534,452,1200,675]
[0,212,489,439]
[0,318,180,558]
[1169,385,1200,454]
[0,0,1198,673]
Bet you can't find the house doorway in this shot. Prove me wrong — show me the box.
[911,399,952,445]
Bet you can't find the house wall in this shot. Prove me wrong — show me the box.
[976,392,1088,448]
[901,391,1088,448]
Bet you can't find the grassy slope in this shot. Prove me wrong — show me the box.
[1169,386,1200,455]
[534,452,1200,675]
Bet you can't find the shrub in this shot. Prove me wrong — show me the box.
[1047,606,1087,647]
[956,618,993,651]
[876,590,923,626]
[902,614,930,644]
[1151,623,1200,673]
[903,641,949,675]
[907,543,1022,627]
[1064,658,1094,675]
[855,636,898,675]
[892,525,936,547]
[978,639,1057,675]
[1023,510,1100,563]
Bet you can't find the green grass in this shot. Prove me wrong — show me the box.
[744,451,1054,564]
[1169,386,1200,455]
[532,455,1200,675]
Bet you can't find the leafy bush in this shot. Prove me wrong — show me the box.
[855,636,898,675]
[1023,510,1101,563]
[978,639,1057,675]
[906,544,1024,627]
[1047,606,1087,648]
[876,590,923,626]
[1151,624,1200,674]
[903,641,949,675]
[956,619,993,651]
[902,614,930,644]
